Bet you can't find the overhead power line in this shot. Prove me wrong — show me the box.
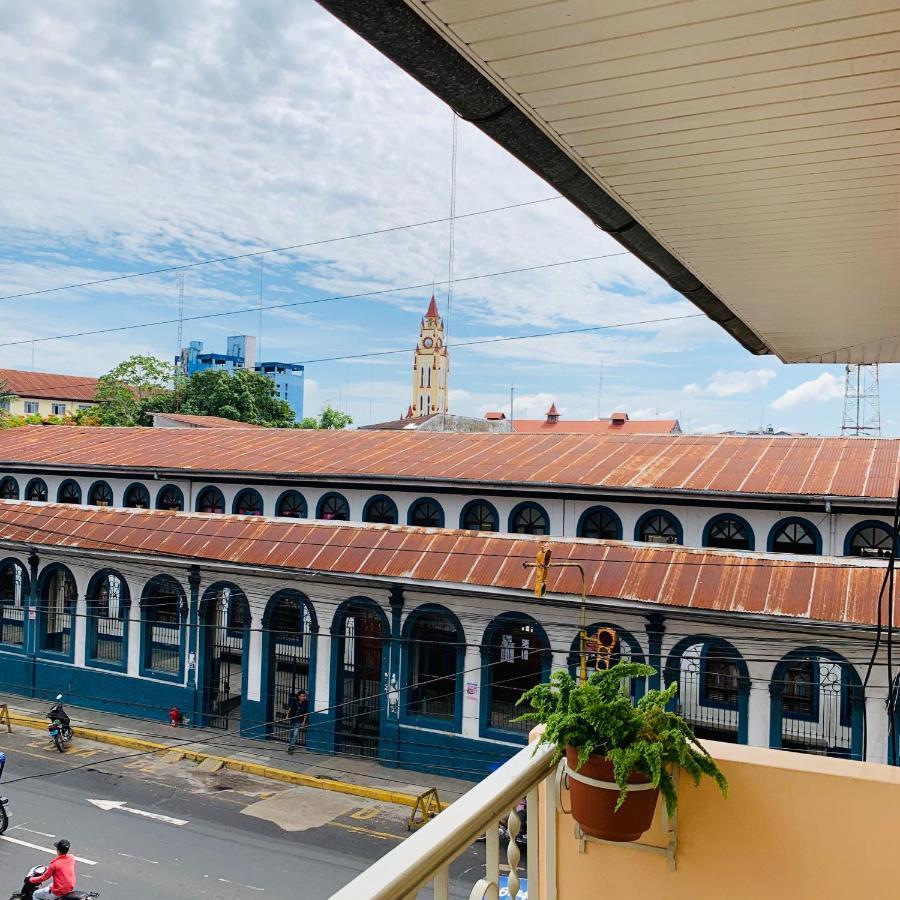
[0,196,562,303]
[0,250,638,350]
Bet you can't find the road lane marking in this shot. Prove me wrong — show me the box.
[0,834,97,865]
[87,798,188,826]
[218,877,265,891]
[118,851,159,864]
[12,826,56,838]
[325,820,403,841]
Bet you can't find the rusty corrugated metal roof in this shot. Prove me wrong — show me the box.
[0,500,893,627]
[152,414,261,429]
[1,428,899,500]
[0,369,99,402]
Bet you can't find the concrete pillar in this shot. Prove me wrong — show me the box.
[127,596,141,677]
[746,658,776,749]
[313,616,332,714]
[73,594,87,668]
[246,619,262,703]
[462,644,482,739]
[865,690,890,765]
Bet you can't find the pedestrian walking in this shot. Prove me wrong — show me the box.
[284,689,308,754]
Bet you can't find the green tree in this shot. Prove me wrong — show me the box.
[297,404,353,430]
[94,354,176,426]
[172,368,295,427]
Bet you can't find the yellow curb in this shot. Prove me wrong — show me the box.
[6,713,429,809]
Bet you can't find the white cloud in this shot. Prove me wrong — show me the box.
[682,368,776,397]
[691,423,728,435]
[770,372,844,411]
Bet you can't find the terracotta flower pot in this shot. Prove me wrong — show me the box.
[565,746,660,842]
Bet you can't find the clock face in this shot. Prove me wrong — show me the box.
[423,337,434,348]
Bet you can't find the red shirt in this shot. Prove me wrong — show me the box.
[30,854,76,896]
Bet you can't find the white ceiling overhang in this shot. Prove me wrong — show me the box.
[318,0,900,363]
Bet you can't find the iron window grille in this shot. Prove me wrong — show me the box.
[849,523,894,558]
[41,569,76,655]
[639,513,679,544]
[57,480,82,505]
[196,487,226,514]
[510,503,548,535]
[0,561,25,646]
[318,493,349,521]
[25,479,48,502]
[406,614,458,721]
[705,516,751,550]
[0,477,18,499]
[772,520,818,554]
[578,507,620,539]
[488,623,546,734]
[88,482,114,507]
[276,491,306,518]
[89,573,126,665]
[409,499,444,528]
[462,501,498,532]
[364,497,398,524]
[156,485,184,511]
[124,484,151,509]
[234,490,263,516]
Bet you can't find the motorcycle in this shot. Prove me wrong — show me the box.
[46,697,72,753]
[9,864,99,900]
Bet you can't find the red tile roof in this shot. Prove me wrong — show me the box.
[0,428,899,501]
[512,418,680,434]
[0,501,891,627]
[425,296,440,319]
[152,413,261,429]
[0,369,99,403]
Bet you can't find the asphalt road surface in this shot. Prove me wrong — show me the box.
[0,728,481,899]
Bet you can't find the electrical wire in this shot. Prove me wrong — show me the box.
[0,250,635,349]
[0,196,562,303]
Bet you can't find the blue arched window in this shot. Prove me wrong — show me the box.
[123,482,151,509]
[196,486,226,514]
[460,499,499,532]
[635,510,682,544]
[363,495,398,525]
[87,481,114,507]
[57,479,82,505]
[664,637,749,744]
[317,492,350,521]
[275,490,307,518]
[768,517,821,555]
[140,575,186,680]
[844,520,895,558]
[38,564,77,659]
[25,478,48,502]
[0,557,28,647]
[401,604,465,731]
[156,485,184,511]
[509,502,550,536]
[770,648,863,760]
[577,506,622,540]
[263,589,318,744]
[481,612,550,741]
[0,477,19,500]
[86,569,130,670]
[408,497,444,528]
[233,488,264,516]
[703,514,754,551]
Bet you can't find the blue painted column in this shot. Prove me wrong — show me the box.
[25,550,40,697]
[737,675,751,745]
[645,614,665,691]
[187,565,201,727]
[768,681,784,749]
[849,683,865,761]
[380,584,404,768]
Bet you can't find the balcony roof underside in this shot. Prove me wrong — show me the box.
[318,0,900,364]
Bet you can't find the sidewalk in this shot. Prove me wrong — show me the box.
[1,693,477,809]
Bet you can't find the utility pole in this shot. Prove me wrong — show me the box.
[175,274,185,369]
[841,364,881,436]
[509,386,515,426]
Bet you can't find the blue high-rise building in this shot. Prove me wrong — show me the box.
[176,335,304,422]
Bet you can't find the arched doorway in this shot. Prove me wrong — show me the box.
[263,590,317,745]
[331,599,388,757]
[771,648,863,760]
[199,583,250,730]
[664,637,749,744]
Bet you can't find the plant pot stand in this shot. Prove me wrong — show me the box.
[555,759,680,872]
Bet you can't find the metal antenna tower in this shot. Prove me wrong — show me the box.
[841,364,881,436]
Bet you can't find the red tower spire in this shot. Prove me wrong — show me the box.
[425,295,440,319]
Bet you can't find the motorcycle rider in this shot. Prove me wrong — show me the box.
[29,838,76,899]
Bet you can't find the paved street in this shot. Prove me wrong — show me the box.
[0,728,479,898]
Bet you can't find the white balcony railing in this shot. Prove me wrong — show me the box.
[330,741,557,900]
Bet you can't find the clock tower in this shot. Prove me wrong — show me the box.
[411,295,449,416]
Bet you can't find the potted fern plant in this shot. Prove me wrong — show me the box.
[516,661,727,841]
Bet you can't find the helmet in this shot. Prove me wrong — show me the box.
[54,839,70,855]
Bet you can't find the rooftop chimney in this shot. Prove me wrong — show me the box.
[610,411,629,425]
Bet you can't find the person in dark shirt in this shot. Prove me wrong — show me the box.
[284,689,308,754]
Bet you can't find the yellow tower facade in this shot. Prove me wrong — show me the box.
[411,296,449,416]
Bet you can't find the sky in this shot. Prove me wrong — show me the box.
[0,0,895,434]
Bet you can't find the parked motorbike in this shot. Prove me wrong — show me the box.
[9,864,99,900]
[46,697,72,753]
